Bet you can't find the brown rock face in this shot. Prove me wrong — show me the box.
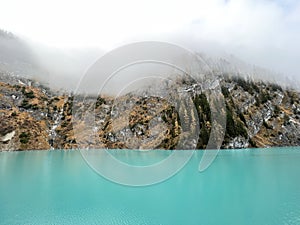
[0,73,300,150]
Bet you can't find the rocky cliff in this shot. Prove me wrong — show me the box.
[0,71,299,151]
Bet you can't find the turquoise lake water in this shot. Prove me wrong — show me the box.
[0,148,300,225]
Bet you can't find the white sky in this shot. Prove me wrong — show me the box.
[0,0,300,78]
[0,0,204,48]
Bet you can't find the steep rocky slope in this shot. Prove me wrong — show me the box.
[0,71,299,150]
[221,76,300,148]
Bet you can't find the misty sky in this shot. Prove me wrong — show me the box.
[0,0,300,82]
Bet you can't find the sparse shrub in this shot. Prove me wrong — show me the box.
[226,105,236,137]
[263,120,272,129]
[193,94,212,149]
[255,96,261,107]
[221,86,230,98]
[19,132,30,144]
[24,90,35,99]
[259,91,271,104]
[249,138,257,147]
[270,83,283,92]
[202,125,209,144]
[236,120,248,138]
[31,104,38,110]
[96,97,105,108]
[20,100,38,110]
[251,83,260,93]
[21,99,30,109]
[238,112,247,125]
[13,85,21,90]
[232,76,254,94]
[194,93,211,121]
[225,104,248,138]
[61,121,68,128]
[283,114,290,126]
[41,96,48,101]
[21,86,35,99]
[273,105,281,116]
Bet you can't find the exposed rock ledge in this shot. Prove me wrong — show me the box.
[0,130,15,142]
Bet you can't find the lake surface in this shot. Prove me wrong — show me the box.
[1,148,300,225]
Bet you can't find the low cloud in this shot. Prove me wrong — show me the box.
[0,0,300,90]
[181,0,300,82]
